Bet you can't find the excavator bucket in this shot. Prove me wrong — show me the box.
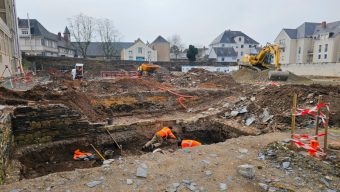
[268,71,289,81]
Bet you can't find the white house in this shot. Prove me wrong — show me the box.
[274,21,340,64]
[120,38,157,62]
[209,30,259,62]
[18,19,75,57]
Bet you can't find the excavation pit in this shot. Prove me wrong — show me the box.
[13,120,246,180]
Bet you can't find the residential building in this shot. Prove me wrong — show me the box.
[0,0,20,77]
[196,47,209,61]
[18,19,75,57]
[73,42,134,60]
[274,21,340,64]
[121,38,157,61]
[170,49,187,61]
[208,30,259,62]
[150,36,170,61]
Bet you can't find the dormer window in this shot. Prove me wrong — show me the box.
[22,30,29,35]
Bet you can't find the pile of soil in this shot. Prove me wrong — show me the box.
[232,68,312,83]
[86,78,172,94]
[170,68,237,88]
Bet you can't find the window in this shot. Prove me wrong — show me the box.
[238,37,241,42]
[325,44,328,52]
[22,30,28,35]
[222,44,225,47]
[281,48,285,53]
[324,54,327,59]
[249,45,252,48]
[254,45,257,48]
[129,56,133,60]
[298,47,301,54]
[318,54,321,59]
[41,39,45,46]
[128,50,133,55]
[147,51,151,55]
[240,52,243,56]
[241,45,244,48]
[138,47,143,54]
[318,45,322,53]
[279,39,285,46]
[221,58,225,62]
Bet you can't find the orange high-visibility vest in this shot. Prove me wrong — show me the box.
[73,149,93,160]
[181,140,201,149]
[156,127,176,139]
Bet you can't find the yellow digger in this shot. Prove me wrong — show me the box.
[241,43,289,81]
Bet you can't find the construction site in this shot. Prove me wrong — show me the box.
[0,59,339,192]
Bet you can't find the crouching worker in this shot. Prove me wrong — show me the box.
[178,139,202,149]
[73,149,94,161]
[143,126,176,150]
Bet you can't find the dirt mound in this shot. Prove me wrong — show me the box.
[86,78,172,94]
[170,69,237,89]
[232,68,311,83]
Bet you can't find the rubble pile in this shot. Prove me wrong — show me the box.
[259,141,340,191]
[170,68,237,88]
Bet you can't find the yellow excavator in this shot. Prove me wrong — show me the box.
[241,43,289,81]
[137,63,160,77]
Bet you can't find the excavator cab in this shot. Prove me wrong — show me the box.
[242,43,289,81]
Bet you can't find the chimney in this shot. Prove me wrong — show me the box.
[321,21,327,28]
[58,32,62,40]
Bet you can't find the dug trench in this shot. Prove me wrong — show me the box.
[9,117,255,181]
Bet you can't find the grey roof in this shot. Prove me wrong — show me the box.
[283,22,320,39]
[213,47,238,57]
[314,21,340,37]
[18,19,74,50]
[73,42,134,57]
[210,30,259,45]
[151,36,169,44]
[64,27,70,34]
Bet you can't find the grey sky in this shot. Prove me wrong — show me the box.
[16,0,340,47]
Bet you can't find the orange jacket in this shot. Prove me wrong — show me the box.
[156,127,176,139]
[73,149,93,160]
[181,140,201,149]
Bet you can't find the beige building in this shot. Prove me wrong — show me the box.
[274,21,340,64]
[121,38,157,62]
[0,0,20,77]
[150,36,170,61]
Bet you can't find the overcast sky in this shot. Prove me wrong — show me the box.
[16,0,339,47]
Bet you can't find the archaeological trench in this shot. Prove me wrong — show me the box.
[1,69,340,185]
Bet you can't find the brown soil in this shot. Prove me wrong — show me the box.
[232,68,312,83]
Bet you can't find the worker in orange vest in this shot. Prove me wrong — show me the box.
[143,126,176,150]
[178,139,202,149]
[73,149,94,161]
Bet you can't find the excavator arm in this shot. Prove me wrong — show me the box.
[242,43,289,81]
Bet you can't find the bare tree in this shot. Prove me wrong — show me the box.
[68,13,95,58]
[168,34,184,59]
[97,18,120,60]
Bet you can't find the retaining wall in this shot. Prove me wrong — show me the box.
[23,56,237,75]
[282,63,340,77]
[0,109,13,184]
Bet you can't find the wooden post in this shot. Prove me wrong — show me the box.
[291,94,297,139]
[315,95,323,141]
[324,105,330,154]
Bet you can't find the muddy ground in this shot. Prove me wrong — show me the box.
[0,68,339,191]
